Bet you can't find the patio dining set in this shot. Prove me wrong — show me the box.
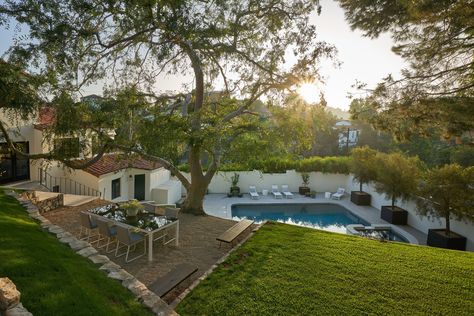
[79,204,179,263]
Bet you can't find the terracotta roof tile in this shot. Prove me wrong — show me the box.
[34,107,56,130]
[83,154,162,177]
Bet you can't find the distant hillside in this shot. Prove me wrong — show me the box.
[326,106,350,120]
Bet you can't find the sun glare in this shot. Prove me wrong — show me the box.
[298,83,320,104]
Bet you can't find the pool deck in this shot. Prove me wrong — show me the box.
[202,193,427,245]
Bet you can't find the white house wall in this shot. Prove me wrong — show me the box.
[182,170,474,251]
[98,167,171,202]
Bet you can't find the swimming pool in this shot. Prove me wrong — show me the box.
[231,203,370,234]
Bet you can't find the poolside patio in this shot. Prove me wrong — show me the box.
[202,192,427,245]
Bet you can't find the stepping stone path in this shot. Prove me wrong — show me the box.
[11,193,174,316]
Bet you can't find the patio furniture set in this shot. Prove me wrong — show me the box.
[79,204,179,263]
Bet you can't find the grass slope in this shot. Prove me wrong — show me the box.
[0,190,151,316]
[177,222,474,316]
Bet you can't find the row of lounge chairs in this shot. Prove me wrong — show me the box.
[249,185,293,200]
[247,186,346,200]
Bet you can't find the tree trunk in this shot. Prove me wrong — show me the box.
[359,182,363,192]
[445,212,451,237]
[180,145,209,215]
[392,195,395,208]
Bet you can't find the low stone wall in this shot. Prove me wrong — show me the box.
[22,191,64,214]
[0,277,32,316]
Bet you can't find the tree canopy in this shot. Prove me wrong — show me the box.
[0,0,334,214]
[340,0,474,139]
[417,164,474,235]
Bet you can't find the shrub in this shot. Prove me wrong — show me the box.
[350,146,378,192]
[177,156,352,174]
[417,164,474,235]
[373,152,421,207]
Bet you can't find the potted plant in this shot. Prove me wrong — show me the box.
[417,164,473,251]
[228,173,242,197]
[121,199,144,217]
[350,146,377,205]
[299,173,311,195]
[373,152,420,225]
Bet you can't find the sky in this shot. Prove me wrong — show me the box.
[0,0,405,111]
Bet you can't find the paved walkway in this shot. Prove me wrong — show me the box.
[202,193,427,245]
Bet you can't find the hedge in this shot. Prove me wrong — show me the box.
[177,156,351,174]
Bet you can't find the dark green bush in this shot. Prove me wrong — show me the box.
[177,156,351,174]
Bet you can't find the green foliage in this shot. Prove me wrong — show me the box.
[417,164,474,234]
[451,146,474,167]
[179,156,351,174]
[121,199,145,213]
[301,173,310,186]
[341,0,474,138]
[0,191,151,315]
[373,152,421,207]
[350,146,378,191]
[177,222,474,316]
[230,173,240,187]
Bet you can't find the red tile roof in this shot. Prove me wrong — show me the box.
[34,107,56,130]
[83,154,162,177]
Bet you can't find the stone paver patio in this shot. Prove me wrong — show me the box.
[43,200,253,302]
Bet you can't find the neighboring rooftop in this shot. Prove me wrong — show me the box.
[83,154,162,177]
[33,106,55,130]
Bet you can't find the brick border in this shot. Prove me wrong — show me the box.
[169,221,267,309]
[5,190,177,316]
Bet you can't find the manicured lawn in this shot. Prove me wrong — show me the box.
[177,222,474,315]
[0,190,151,316]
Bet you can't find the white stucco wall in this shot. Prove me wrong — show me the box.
[182,170,474,251]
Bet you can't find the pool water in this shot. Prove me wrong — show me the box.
[231,203,370,234]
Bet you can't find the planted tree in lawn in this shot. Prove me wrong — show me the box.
[349,146,377,205]
[0,0,335,215]
[373,152,421,224]
[417,164,474,250]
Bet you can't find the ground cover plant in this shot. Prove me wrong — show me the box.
[0,190,151,316]
[178,222,474,316]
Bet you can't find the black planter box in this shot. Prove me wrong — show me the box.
[299,186,310,195]
[381,206,408,225]
[427,229,467,251]
[350,191,371,206]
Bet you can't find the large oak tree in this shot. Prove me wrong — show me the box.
[0,0,334,214]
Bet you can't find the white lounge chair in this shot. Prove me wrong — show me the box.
[249,186,260,200]
[281,185,293,199]
[331,188,345,200]
[271,185,283,199]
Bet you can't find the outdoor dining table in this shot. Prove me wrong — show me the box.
[88,204,179,262]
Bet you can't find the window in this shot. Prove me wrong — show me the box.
[54,137,80,158]
[111,178,121,199]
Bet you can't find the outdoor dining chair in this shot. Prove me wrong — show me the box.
[79,211,99,243]
[95,217,118,253]
[115,225,147,263]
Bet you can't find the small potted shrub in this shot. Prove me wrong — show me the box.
[350,146,377,205]
[228,173,242,197]
[299,173,311,195]
[417,164,473,251]
[373,152,421,225]
[121,199,144,217]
